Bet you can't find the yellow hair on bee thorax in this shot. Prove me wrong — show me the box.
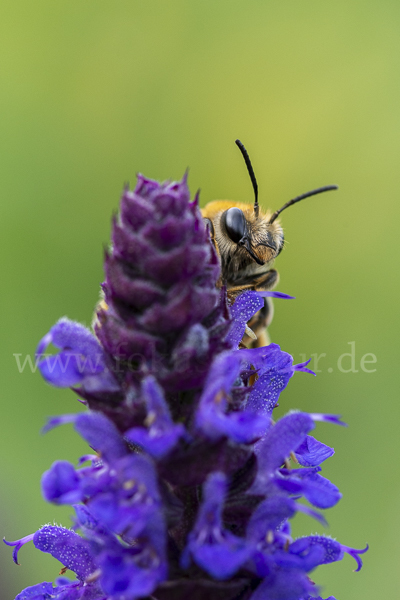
[201,200,272,223]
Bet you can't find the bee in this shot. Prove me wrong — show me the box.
[201,139,337,347]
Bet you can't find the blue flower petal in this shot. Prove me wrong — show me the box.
[184,473,251,579]
[290,535,368,572]
[86,454,161,540]
[37,318,119,393]
[74,411,127,463]
[33,525,96,580]
[244,345,295,416]
[42,461,82,505]
[125,376,186,458]
[98,517,167,598]
[196,351,270,443]
[274,467,342,509]
[226,291,294,349]
[295,435,335,467]
[274,543,326,571]
[44,411,127,464]
[253,412,315,490]
[15,582,57,600]
[247,496,297,538]
[225,291,264,348]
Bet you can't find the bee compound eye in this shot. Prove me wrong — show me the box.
[222,207,247,244]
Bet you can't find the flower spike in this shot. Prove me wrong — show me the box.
[5,172,366,600]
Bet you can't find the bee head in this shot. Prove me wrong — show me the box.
[220,205,283,265]
[232,139,338,264]
[202,140,338,283]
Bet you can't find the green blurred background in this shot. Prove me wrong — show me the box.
[1,1,398,598]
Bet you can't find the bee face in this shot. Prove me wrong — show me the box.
[204,200,284,286]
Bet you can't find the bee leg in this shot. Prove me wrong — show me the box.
[255,328,271,348]
[244,269,279,348]
[253,268,279,292]
[244,297,273,348]
[227,270,277,302]
[228,269,279,348]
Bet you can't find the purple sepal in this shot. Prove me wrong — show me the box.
[196,352,270,443]
[125,376,186,459]
[183,473,251,579]
[225,291,264,348]
[42,461,82,504]
[37,318,119,393]
[295,435,335,467]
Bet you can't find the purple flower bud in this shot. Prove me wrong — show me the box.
[94,174,224,397]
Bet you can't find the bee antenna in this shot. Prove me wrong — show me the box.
[268,185,339,224]
[235,139,259,218]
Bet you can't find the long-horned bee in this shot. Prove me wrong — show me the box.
[201,140,337,346]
